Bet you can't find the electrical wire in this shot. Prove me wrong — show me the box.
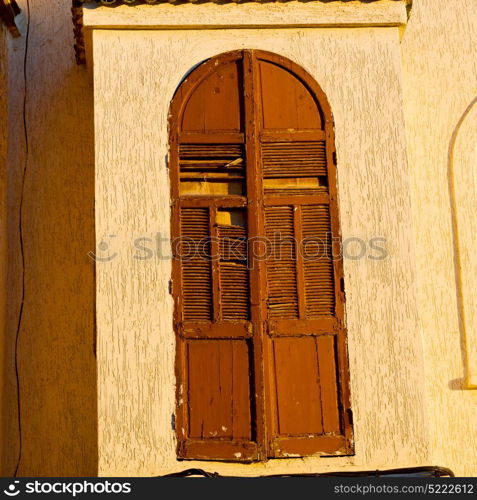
[13,0,30,478]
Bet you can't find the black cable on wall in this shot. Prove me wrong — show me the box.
[13,0,30,478]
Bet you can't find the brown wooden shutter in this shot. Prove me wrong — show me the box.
[257,54,352,458]
[169,50,353,462]
[171,54,257,462]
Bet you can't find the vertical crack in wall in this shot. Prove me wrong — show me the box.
[13,0,29,478]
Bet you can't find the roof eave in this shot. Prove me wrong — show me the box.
[74,0,411,66]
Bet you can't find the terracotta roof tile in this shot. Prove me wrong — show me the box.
[83,0,402,4]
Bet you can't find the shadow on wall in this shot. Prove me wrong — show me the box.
[2,0,97,477]
[447,96,477,392]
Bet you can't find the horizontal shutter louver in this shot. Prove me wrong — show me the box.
[218,224,248,261]
[264,187,327,196]
[262,142,327,177]
[220,262,249,320]
[180,207,213,321]
[180,144,245,176]
[301,205,335,317]
[218,222,249,320]
[265,206,298,319]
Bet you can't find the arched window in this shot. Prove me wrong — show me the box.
[169,50,353,462]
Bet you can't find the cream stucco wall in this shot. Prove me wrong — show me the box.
[93,24,430,476]
[1,0,98,477]
[401,0,477,477]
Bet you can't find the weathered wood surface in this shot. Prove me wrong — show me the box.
[1,14,24,477]
[1,0,97,477]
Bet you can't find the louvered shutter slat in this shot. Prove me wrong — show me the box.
[220,262,249,319]
[262,142,327,177]
[265,206,299,319]
[180,208,212,321]
[302,205,335,317]
[218,220,250,321]
[180,144,245,173]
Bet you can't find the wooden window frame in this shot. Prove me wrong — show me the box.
[169,49,353,462]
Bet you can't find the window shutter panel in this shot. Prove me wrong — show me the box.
[172,54,257,462]
[257,56,351,457]
[262,142,327,178]
[170,51,353,462]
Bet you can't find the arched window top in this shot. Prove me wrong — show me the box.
[171,50,332,135]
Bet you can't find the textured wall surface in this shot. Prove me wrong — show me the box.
[94,26,429,476]
[402,0,477,477]
[1,0,97,477]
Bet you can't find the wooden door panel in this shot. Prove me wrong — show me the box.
[270,335,341,439]
[272,435,349,458]
[269,318,337,336]
[272,336,324,436]
[261,141,328,178]
[180,207,213,322]
[180,439,259,463]
[181,321,252,339]
[268,334,343,457]
[187,339,252,441]
[258,50,350,457]
[301,204,335,317]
